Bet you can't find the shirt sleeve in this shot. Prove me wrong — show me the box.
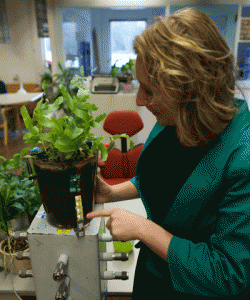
[168,144,250,297]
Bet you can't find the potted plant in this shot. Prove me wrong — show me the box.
[0,149,42,277]
[19,66,134,229]
[121,59,135,76]
[111,60,119,78]
[0,152,43,228]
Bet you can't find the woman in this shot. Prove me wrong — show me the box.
[87,8,250,299]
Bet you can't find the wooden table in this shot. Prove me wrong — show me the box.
[0,92,43,137]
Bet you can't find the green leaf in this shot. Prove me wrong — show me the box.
[0,156,6,162]
[71,80,82,89]
[64,120,84,140]
[76,89,89,102]
[22,134,40,146]
[98,143,108,161]
[20,106,39,135]
[107,139,115,152]
[91,136,104,152]
[90,120,100,128]
[42,80,49,92]
[59,84,73,111]
[109,134,134,150]
[95,113,107,123]
[47,96,64,113]
[84,103,98,112]
[80,66,85,77]
[11,202,25,211]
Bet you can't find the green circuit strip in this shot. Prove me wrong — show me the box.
[70,174,81,193]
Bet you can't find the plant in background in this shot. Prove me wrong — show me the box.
[0,181,32,299]
[0,150,42,232]
[121,59,135,74]
[50,62,78,114]
[0,149,42,287]
[41,71,53,85]
[111,60,119,77]
[20,66,134,163]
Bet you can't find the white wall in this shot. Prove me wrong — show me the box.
[1,0,250,83]
[0,0,45,84]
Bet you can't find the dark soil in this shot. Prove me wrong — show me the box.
[1,237,29,254]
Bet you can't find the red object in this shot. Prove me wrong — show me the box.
[97,110,144,185]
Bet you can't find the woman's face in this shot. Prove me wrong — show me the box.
[135,56,177,127]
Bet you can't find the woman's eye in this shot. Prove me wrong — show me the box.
[144,89,152,96]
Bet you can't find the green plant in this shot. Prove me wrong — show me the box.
[0,181,31,299]
[0,150,42,289]
[20,66,134,163]
[121,59,135,74]
[50,62,78,114]
[111,60,119,77]
[41,71,53,85]
[0,151,42,233]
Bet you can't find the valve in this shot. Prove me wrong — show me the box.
[19,270,33,278]
[98,233,113,242]
[11,231,28,240]
[53,254,69,282]
[16,251,30,260]
[55,275,71,300]
[100,252,128,261]
[102,271,128,280]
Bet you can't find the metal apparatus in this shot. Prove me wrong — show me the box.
[14,204,129,300]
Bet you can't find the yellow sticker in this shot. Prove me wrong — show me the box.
[57,229,72,234]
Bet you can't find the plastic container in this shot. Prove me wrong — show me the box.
[33,153,98,229]
[113,240,134,253]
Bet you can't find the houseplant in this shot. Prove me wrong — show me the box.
[111,60,119,78]
[121,59,135,77]
[20,66,134,229]
[0,181,31,300]
[0,148,42,294]
[0,151,43,229]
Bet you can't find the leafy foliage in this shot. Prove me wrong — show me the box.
[0,153,42,235]
[21,66,134,163]
[50,62,78,114]
[121,59,135,73]
[111,60,119,77]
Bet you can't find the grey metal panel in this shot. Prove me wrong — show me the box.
[27,204,106,300]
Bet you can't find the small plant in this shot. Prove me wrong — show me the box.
[0,150,42,236]
[0,150,42,300]
[121,59,135,74]
[20,66,134,163]
[48,62,79,115]
[111,60,119,77]
[41,71,53,85]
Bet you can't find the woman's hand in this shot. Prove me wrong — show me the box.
[86,208,148,241]
[94,174,113,204]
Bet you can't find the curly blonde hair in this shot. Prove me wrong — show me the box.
[133,7,243,148]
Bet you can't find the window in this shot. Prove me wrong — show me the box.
[41,37,52,69]
[110,20,147,68]
[62,22,79,69]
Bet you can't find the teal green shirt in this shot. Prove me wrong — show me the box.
[130,98,250,298]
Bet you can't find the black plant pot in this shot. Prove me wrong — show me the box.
[33,153,98,229]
